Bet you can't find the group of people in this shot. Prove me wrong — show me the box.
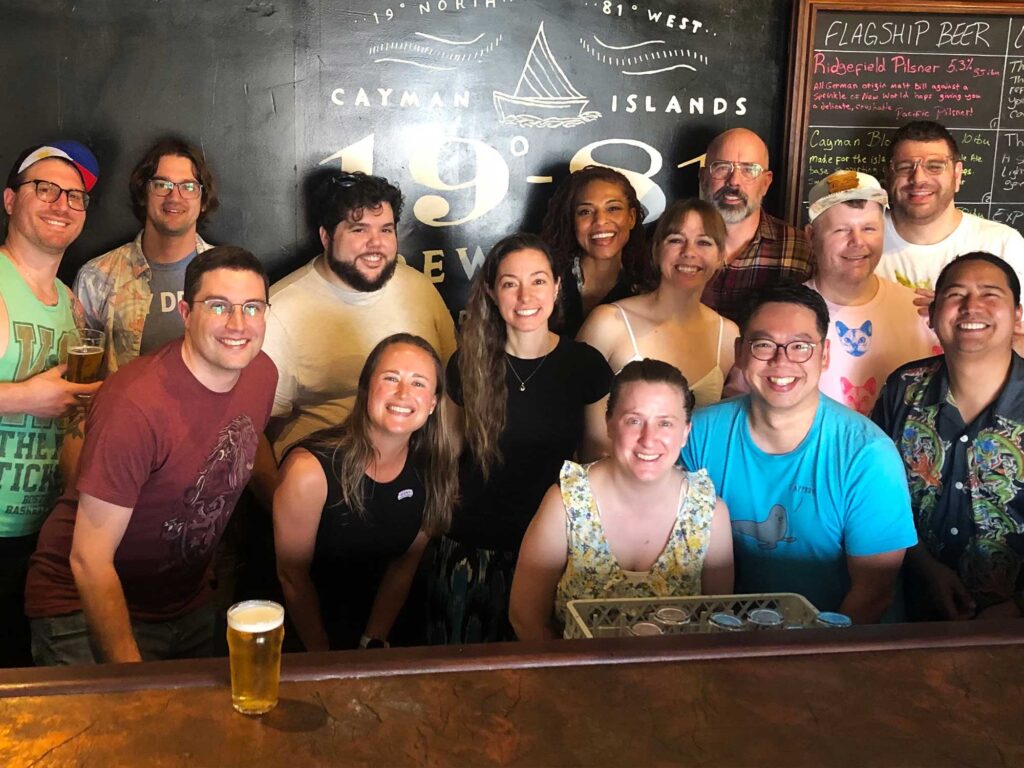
[1,117,1021,667]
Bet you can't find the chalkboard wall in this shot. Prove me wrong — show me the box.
[0,0,793,312]
[786,0,1024,233]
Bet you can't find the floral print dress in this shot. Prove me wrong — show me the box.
[554,460,717,626]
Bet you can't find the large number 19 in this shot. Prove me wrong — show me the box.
[322,133,687,226]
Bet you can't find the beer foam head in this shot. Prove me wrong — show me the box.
[228,600,284,632]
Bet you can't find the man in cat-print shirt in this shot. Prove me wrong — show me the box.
[804,170,938,415]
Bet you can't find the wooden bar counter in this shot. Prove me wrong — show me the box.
[1,621,1021,767]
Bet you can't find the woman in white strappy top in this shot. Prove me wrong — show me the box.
[578,199,740,410]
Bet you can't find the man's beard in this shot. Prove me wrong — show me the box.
[328,253,398,292]
[700,179,758,225]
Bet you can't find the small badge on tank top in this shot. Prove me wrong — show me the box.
[398,488,414,501]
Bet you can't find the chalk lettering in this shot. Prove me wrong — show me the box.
[937,21,990,49]
[823,20,929,49]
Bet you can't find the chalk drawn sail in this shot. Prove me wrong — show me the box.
[493,22,601,128]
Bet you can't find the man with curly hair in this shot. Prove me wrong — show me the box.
[260,171,455,463]
[74,137,219,375]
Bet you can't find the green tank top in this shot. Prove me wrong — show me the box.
[0,252,76,537]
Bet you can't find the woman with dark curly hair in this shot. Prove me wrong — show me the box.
[540,166,651,336]
[427,233,612,644]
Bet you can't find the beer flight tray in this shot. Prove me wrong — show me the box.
[564,593,821,638]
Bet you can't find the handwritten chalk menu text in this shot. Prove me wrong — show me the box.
[789,2,1024,235]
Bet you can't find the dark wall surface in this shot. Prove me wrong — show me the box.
[0,0,795,311]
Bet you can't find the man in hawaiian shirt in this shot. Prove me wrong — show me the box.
[74,138,218,375]
[873,252,1024,621]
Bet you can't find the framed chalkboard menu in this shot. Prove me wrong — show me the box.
[785,0,1024,235]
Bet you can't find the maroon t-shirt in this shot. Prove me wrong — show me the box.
[25,339,277,621]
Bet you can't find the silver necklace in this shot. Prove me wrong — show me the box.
[505,352,550,392]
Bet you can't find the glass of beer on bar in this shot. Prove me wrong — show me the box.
[227,600,285,715]
[65,328,105,384]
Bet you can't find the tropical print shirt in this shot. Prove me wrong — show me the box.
[73,231,212,375]
[873,353,1024,611]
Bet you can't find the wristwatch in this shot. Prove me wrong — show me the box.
[359,634,390,649]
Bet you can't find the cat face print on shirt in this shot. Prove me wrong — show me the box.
[836,320,872,357]
[841,376,877,414]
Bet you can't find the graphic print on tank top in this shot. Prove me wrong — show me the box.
[160,414,259,569]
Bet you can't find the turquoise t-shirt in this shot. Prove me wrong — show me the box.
[681,395,917,612]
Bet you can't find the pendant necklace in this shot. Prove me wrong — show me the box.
[506,352,550,392]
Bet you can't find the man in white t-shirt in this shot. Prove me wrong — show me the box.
[259,171,456,464]
[876,120,1023,353]
[805,171,938,415]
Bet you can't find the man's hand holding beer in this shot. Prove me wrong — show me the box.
[0,365,101,419]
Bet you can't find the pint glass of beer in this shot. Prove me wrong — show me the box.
[65,328,105,384]
[227,600,285,715]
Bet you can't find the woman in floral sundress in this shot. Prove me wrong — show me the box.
[509,358,733,640]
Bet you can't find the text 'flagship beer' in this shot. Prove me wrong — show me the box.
[227,600,285,715]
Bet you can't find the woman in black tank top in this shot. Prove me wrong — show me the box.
[273,333,457,650]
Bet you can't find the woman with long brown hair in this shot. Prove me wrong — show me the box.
[274,333,457,650]
[578,198,740,409]
[428,233,612,643]
[540,165,652,336]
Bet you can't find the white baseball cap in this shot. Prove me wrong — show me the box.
[808,170,888,222]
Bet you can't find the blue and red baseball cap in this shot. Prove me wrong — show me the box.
[8,140,100,192]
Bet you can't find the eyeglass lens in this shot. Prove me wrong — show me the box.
[708,161,763,180]
[891,158,951,176]
[22,180,89,211]
[149,179,203,199]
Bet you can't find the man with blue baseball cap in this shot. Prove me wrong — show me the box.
[0,139,101,666]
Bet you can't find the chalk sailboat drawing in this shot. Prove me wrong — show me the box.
[493,22,601,128]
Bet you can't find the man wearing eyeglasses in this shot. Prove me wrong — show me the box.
[74,137,218,375]
[804,170,938,415]
[682,283,916,623]
[0,140,102,666]
[698,128,813,324]
[878,121,1024,354]
[26,246,278,664]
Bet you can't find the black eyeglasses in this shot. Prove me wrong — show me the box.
[15,179,90,211]
[706,161,765,181]
[746,339,820,363]
[148,179,203,199]
[192,299,270,318]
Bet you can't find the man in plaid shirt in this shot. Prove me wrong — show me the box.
[700,128,813,324]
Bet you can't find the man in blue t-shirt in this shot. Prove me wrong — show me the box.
[682,283,916,622]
